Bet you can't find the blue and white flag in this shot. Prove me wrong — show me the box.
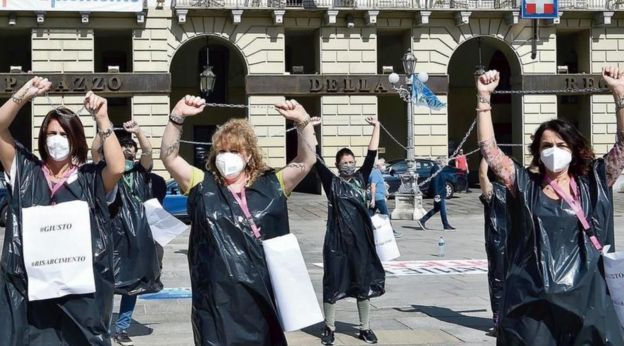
[411,77,446,110]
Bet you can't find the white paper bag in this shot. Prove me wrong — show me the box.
[262,233,323,332]
[143,198,188,247]
[22,200,95,301]
[371,214,400,262]
[602,245,624,329]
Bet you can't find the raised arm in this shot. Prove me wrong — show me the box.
[85,91,125,193]
[0,77,51,172]
[124,120,152,170]
[160,95,205,193]
[601,67,624,187]
[476,70,515,190]
[275,99,317,195]
[91,129,103,164]
[479,158,493,198]
[367,116,380,151]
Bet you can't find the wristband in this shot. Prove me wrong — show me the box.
[476,107,492,113]
[169,112,185,126]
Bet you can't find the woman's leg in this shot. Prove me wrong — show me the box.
[357,299,370,330]
[323,302,337,331]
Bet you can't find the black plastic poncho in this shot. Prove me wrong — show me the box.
[498,159,623,345]
[0,143,114,345]
[187,170,288,346]
[109,162,162,295]
[479,182,507,322]
[315,150,385,304]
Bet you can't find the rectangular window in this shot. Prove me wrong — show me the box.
[94,30,133,72]
[285,30,319,74]
[377,30,410,74]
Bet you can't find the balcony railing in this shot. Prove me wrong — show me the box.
[173,0,621,9]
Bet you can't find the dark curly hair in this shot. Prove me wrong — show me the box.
[529,118,594,177]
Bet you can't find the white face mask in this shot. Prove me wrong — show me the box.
[215,152,246,179]
[46,135,70,161]
[540,146,572,173]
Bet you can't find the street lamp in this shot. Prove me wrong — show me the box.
[388,49,427,221]
[199,47,216,96]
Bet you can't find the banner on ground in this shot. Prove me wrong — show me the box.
[0,0,143,12]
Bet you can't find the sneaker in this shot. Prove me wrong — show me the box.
[443,225,456,230]
[320,326,335,345]
[114,331,134,346]
[486,327,497,337]
[393,230,403,238]
[358,329,378,344]
[418,220,429,231]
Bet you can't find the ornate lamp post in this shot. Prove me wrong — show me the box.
[388,49,427,221]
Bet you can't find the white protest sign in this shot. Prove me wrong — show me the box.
[371,214,400,262]
[602,245,624,329]
[143,198,188,247]
[0,0,143,12]
[22,200,95,301]
[262,233,323,331]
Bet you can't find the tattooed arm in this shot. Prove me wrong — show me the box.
[476,70,516,190]
[160,95,205,193]
[602,67,624,187]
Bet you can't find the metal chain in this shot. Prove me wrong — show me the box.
[493,88,609,95]
[379,123,408,151]
[416,117,477,188]
[204,102,274,109]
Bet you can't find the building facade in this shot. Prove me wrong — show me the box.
[0,0,622,192]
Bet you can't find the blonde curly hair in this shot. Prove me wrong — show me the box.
[206,118,269,186]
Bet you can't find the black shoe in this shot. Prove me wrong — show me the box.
[444,225,456,230]
[114,331,134,346]
[486,327,497,337]
[359,329,378,344]
[320,326,335,345]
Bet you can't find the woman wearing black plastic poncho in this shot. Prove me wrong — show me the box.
[0,77,125,345]
[477,67,624,345]
[316,117,385,346]
[160,96,316,345]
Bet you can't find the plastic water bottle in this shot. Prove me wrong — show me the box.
[438,236,446,257]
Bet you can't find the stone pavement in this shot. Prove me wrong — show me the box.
[3,191,624,345]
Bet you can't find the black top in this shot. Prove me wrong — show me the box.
[187,170,289,346]
[497,159,623,345]
[0,142,114,346]
[109,162,162,295]
[314,149,385,303]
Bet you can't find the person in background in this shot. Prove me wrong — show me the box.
[93,120,162,346]
[369,158,402,238]
[419,157,456,230]
[478,158,507,336]
[316,117,386,345]
[455,149,471,192]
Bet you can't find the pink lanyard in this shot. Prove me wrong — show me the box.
[545,176,602,251]
[228,185,262,239]
[42,165,77,199]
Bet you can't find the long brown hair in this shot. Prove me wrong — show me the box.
[38,108,88,164]
[206,118,268,185]
[529,118,594,177]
